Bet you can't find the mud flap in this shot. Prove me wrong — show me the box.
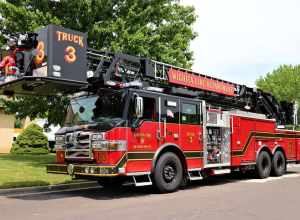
[0,76,87,96]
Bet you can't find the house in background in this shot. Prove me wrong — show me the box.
[0,106,15,154]
[0,100,32,154]
[0,112,60,154]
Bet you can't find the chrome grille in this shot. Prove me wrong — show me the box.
[65,131,92,159]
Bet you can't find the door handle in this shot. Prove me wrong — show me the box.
[173,133,179,140]
[163,118,167,139]
[156,130,162,140]
[199,132,202,142]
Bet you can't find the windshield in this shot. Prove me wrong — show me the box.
[65,90,126,127]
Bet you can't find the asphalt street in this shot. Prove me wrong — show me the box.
[1,165,300,220]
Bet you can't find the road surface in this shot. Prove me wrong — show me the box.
[1,165,300,220]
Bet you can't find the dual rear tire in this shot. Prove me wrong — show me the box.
[272,150,286,177]
[256,150,286,179]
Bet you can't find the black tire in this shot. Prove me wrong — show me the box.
[256,151,272,179]
[153,152,183,193]
[272,150,286,177]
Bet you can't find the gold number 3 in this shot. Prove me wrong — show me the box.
[64,46,77,63]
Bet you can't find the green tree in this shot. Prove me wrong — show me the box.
[10,123,49,154]
[256,64,300,103]
[2,96,70,125]
[0,0,197,125]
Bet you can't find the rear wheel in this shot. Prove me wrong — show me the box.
[153,152,183,193]
[272,150,286,177]
[256,151,272,179]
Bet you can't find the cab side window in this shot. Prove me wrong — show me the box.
[181,103,200,125]
[129,96,157,122]
[164,99,179,123]
[142,97,156,121]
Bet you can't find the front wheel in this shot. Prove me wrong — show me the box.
[153,152,183,193]
[272,151,286,176]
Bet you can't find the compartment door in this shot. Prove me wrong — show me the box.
[204,111,231,168]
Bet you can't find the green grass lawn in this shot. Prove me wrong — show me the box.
[0,154,73,189]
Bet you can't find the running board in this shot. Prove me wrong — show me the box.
[188,169,203,181]
[132,174,152,187]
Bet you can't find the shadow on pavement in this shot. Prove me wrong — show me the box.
[6,185,154,201]
[5,171,299,201]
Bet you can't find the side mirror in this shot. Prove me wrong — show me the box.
[135,96,143,119]
[293,101,298,126]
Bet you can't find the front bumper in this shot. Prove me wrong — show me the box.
[46,163,119,177]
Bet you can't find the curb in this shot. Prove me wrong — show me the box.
[0,181,99,196]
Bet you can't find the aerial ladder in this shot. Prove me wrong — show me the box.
[0,24,294,125]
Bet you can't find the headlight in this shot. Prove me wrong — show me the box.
[55,135,65,144]
[91,133,105,141]
[55,135,65,151]
[92,140,127,151]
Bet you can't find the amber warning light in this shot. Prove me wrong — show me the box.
[168,68,236,96]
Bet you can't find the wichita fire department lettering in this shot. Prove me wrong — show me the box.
[168,68,235,96]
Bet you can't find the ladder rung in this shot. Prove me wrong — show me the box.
[135,182,153,187]
[132,174,152,187]
[189,176,203,181]
[188,170,203,181]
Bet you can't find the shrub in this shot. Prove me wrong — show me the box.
[10,123,49,154]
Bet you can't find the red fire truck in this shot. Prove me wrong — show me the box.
[1,25,299,193]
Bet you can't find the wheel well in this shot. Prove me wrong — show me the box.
[151,145,187,174]
[257,146,272,160]
[274,147,287,160]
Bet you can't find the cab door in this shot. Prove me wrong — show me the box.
[128,92,159,152]
[179,100,203,168]
[159,96,180,146]
[126,92,159,172]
